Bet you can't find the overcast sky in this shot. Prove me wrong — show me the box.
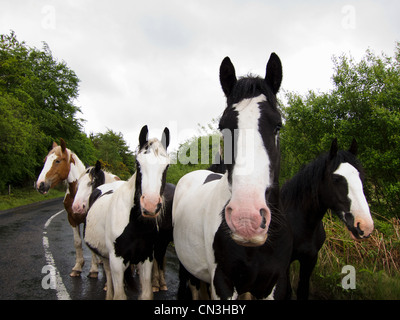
[1,0,399,151]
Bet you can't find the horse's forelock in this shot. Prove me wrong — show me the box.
[139,138,167,158]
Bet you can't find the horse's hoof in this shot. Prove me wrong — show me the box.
[69,270,81,277]
[152,286,160,293]
[160,285,168,291]
[88,272,98,279]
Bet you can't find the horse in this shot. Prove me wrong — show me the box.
[36,138,98,277]
[84,125,172,300]
[279,138,374,300]
[73,160,174,292]
[173,53,293,300]
[72,160,120,215]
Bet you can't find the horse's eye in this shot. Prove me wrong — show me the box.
[55,159,61,164]
[274,123,282,135]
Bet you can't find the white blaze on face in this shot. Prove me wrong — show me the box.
[334,162,374,238]
[72,173,92,214]
[36,153,58,190]
[137,140,170,216]
[224,95,272,246]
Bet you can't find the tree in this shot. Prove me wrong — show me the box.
[0,31,93,190]
[281,43,400,217]
[167,121,221,185]
[90,129,135,180]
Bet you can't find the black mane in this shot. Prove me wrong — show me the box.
[281,149,364,212]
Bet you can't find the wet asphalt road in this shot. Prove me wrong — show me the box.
[0,198,180,300]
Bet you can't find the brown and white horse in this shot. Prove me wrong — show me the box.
[36,138,99,277]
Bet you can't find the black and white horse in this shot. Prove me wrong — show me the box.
[72,160,121,215]
[173,54,293,299]
[280,138,374,300]
[84,125,171,300]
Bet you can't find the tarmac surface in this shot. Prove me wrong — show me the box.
[0,198,179,300]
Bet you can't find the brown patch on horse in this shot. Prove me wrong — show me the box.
[45,145,71,188]
[70,153,76,165]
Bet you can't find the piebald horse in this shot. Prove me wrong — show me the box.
[72,160,121,215]
[280,138,374,299]
[84,126,171,299]
[72,161,173,291]
[173,54,293,299]
[36,139,98,277]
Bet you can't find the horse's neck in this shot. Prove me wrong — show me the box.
[113,172,137,208]
[67,153,86,185]
[284,180,327,231]
[214,173,231,203]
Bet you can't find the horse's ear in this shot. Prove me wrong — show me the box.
[60,138,67,153]
[161,127,170,150]
[348,138,358,155]
[220,57,237,97]
[52,141,58,149]
[95,160,102,173]
[139,125,149,149]
[329,138,338,160]
[265,52,282,95]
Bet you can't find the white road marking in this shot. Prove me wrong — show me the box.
[42,209,71,300]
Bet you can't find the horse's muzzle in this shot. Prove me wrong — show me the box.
[141,202,162,218]
[37,181,50,194]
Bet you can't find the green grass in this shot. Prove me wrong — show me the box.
[0,185,65,211]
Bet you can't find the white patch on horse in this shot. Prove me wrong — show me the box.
[225,94,272,244]
[36,153,57,190]
[334,162,374,237]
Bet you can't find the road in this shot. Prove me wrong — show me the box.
[0,198,180,300]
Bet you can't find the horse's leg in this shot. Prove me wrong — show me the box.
[88,252,100,278]
[189,282,200,300]
[152,259,160,292]
[109,253,128,300]
[273,266,292,300]
[263,285,276,300]
[102,258,113,300]
[212,267,235,300]
[297,255,318,300]
[159,256,168,291]
[138,258,154,300]
[70,225,84,277]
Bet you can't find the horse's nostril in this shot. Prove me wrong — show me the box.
[356,222,364,236]
[260,215,267,229]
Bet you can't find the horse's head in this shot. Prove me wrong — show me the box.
[72,161,105,214]
[135,125,170,218]
[323,138,374,240]
[218,53,283,247]
[36,139,72,194]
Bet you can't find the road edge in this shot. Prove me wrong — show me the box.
[0,197,64,215]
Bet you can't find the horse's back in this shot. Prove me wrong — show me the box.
[173,170,227,283]
[85,180,127,257]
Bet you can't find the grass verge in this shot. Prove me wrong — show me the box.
[290,211,400,299]
[0,185,65,211]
